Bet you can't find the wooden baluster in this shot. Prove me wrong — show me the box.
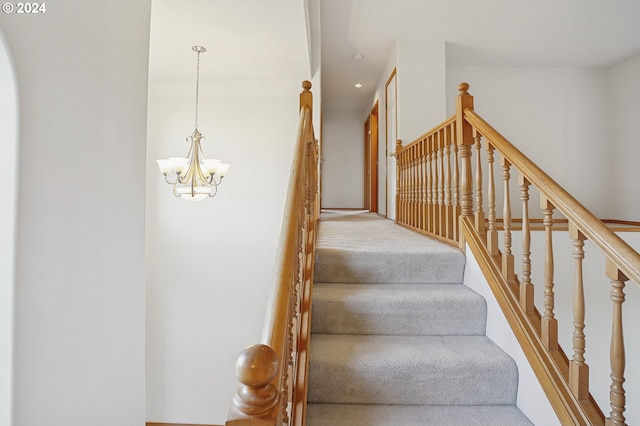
[421,141,428,231]
[486,142,498,256]
[413,145,418,228]
[456,83,474,226]
[305,139,318,215]
[458,142,472,220]
[444,125,453,239]
[396,151,402,223]
[416,147,421,228]
[451,122,460,241]
[473,129,485,235]
[409,149,415,226]
[395,140,402,223]
[501,157,515,288]
[400,151,407,223]
[282,320,292,422]
[411,145,420,227]
[427,136,434,233]
[404,151,409,224]
[606,260,627,426]
[412,145,417,227]
[569,223,589,401]
[407,147,412,226]
[286,229,305,423]
[416,142,422,230]
[415,146,421,228]
[431,135,439,233]
[540,195,558,351]
[396,151,404,223]
[519,175,534,314]
[437,130,445,236]
[232,344,279,415]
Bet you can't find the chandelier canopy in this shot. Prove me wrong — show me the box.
[156,45,230,201]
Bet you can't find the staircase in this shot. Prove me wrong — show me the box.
[306,211,534,426]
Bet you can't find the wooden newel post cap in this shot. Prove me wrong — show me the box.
[302,80,312,92]
[458,82,470,95]
[236,343,278,386]
[232,344,279,414]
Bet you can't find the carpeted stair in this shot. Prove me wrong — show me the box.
[306,211,533,426]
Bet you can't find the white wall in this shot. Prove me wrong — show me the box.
[607,54,640,221]
[367,41,447,218]
[146,92,300,424]
[321,110,365,208]
[463,247,559,426]
[371,43,398,218]
[396,41,447,144]
[446,66,611,218]
[0,1,151,424]
[0,31,16,426]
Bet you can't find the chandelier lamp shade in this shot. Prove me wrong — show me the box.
[156,45,230,201]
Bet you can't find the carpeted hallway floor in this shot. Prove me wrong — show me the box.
[306,210,533,426]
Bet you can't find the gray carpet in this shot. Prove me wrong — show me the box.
[307,211,533,426]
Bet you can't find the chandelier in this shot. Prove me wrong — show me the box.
[156,45,230,201]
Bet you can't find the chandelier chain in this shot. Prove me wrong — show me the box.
[194,49,201,130]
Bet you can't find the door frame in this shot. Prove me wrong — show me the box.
[364,101,379,212]
[385,68,397,219]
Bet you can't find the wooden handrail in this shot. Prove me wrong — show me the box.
[226,81,318,426]
[463,109,640,286]
[395,82,639,425]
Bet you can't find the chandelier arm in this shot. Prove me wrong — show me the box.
[186,135,195,158]
[172,182,181,198]
[164,174,178,185]
[208,184,218,198]
[211,175,223,186]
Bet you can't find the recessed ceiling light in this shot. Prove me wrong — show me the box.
[352,53,364,60]
[354,83,363,89]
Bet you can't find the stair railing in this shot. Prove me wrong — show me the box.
[396,82,640,426]
[225,81,319,426]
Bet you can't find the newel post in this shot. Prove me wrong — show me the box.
[226,344,279,425]
[456,82,474,245]
[300,80,312,114]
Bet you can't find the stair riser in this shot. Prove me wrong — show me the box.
[308,335,518,406]
[312,284,487,336]
[314,250,465,284]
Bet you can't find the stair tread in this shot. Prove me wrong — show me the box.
[308,334,518,406]
[306,403,534,426]
[308,212,527,419]
[314,215,465,284]
[312,283,486,335]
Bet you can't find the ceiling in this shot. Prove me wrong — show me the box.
[150,0,640,111]
[148,0,310,96]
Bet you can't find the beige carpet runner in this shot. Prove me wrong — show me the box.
[306,211,533,426]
